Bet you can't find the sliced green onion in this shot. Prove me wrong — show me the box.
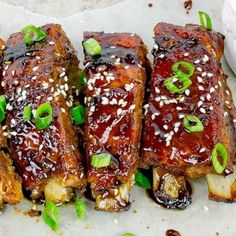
[79,71,87,86]
[21,24,47,46]
[199,11,212,30]
[122,233,135,236]
[172,61,195,78]
[23,106,32,122]
[135,171,151,189]
[83,38,102,56]
[183,115,204,133]
[71,104,85,125]
[164,75,192,94]
[75,198,86,219]
[211,143,228,174]
[91,152,112,168]
[34,103,53,130]
[0,95,6,122]
[42,201,60,231]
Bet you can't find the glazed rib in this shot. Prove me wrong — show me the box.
[0,39,23,210]
[141,22,236,179]
[1,24,86,203]
[84,32,148,211]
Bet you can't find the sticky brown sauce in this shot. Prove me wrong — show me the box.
[166,229,181,236]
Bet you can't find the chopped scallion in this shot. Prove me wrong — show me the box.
[21,24,47,46]
[122,233,135,236]
[42,201,60,231]
[172,61,195,78]
[23,106,32,122]
[75,198,86,219]
[71,104,85,125]
[34,102,53,130]
[211,143,228,174]
[91,152,112,168]
[83,38,102,56]
[183,115,204,133]
[199,11,212,30]
[0,95,6,122]
[135,171,151,189]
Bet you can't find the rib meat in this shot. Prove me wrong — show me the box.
[0,39,23,210]
[1,24,86,203]
[84,32,149,211]
[141,22,236,179]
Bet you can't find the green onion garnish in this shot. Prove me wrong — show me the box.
[71,104,85,125]
[199,11,212,30]
[79,71,87,86]
[122,233,135,236]
[0,95,6,122]
[83,38,102,56]
[75,198,86,219]
[164,61,194,94]
[42,201,60,232]
[164,75,192,94]
[23,106,32,122]
[34,102,53,130]
[135,171,151,189]
[211,143,228,174]
[172,61,195,78]
[21,24,47,46]
[91,152,112,168]
[183,115,204,133]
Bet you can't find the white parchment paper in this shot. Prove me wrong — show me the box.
[0,1,236,236]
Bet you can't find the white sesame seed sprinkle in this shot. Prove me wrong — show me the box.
[198,101,203,107]
[153,44,159,50]
[194,59,200,64]
[130,104,135,110]
[32,76,37,80]
[201,72,207,77]
[209,105,213,110]
[198,85,204,91]
[207,73,213,77]
[206,93,211,101]
[178,114,185,119]
[197,67,203,72]
[233,119,236,123]
[59,72,66,78]
[90,106,95,112]
[199,147,206,153]
[33,66,39,72]
[224,111,228,117]
[159,54,165,58]
[163,125,168,130]
[117,108,122,116]
[185,89,190,96]
[184,52,189,57]
[61,108,66,113]
[200,108,206,114]
[49,41,55,45]
[197,76,203,83]
[176,106,182,111]
[124,66,129,69]
[210,87,215,93]
[226,90,230,96]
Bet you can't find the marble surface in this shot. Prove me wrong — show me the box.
[0,0,236,236]
[0,0,124,17]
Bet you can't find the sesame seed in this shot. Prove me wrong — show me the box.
[88,84,93,91]
[194,59,200,64]
[197,67,203,72]
[159,100,164,107]
[64,84,69,91]
[117,108,122,116]
[218,81,222,87]
[110,46,116,49]
[209,105,213,110]
[155,87,160,94]
[173,77,178,83]
[1,45,5,50]
[206,93,211,101]
[33,66,39,72]
[199,147,206,153]
[200,96,205,101]
[166,141,170,146]
[155,96,161,102]
[207,73,213,77]
[198,101,203,107]
[61,108,66,113]
[2,71,6,76]
[225,100,230,105]
[154,131,160,136]
[101,97,109,105]
[201,72,207,77]
[163,125,168,130]
[198,85,204,91]
[151,114,156,120]
[122,101,128,107]
[6,104,13,110]
[179,97,185,102]
[184,52,189,57]
[11,70,15,76]
[153,44,159,50]
[90,106,95,112]
[185,89,190,96]
[174,122,181,127]
[1,81,5,87]
[59,72,66,78]
[130,104,135,110]
[39,144,43,150]
[178,114,185,119]
[233,119,236,123]
[32,76,37,80]
[174,127,179,133]
[203,54,209,62]
[176,106,182,111]
[49,78,54,83]
[49,41,54,45]
[110,98,117,105]
[124,66,129,69]
[47,97,53,101]
[197,77,203,83]
[200,108,206,114]
[159,54,165,58]
[64,76,68,82]
[226,90,230,96]
[3,132,8,136]
[210,87,215,93]
[124,83,134,92]
[224,111,228,117]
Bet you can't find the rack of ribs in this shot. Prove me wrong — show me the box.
[141,22,236,205]
[1,24,86,203]
[0,39,23,211]
[84,32,149,211]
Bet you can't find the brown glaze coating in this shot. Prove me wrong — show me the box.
[1,24,86,203]
[141,23,236,178]
[0,39,23,210]
[84,32,149,211]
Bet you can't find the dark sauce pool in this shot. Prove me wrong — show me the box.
[166,229,181,236]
